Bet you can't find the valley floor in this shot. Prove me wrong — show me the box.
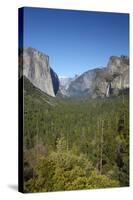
[23,92,129,192]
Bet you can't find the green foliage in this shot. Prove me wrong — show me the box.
[23,79,129,192]
[25,137,119,192]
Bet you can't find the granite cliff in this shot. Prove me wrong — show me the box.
[19,48,59,97]
[67,55,129,98]
[19,48,129,98]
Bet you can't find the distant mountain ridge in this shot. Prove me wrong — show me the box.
[66,55,129,98]
[58,75,79,96]
[19,47,129,98]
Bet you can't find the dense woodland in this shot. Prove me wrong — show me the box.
[23,77,129,192]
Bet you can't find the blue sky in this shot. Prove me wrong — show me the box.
[22,7,129,77]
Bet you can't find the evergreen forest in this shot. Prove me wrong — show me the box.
[23,77,129,192]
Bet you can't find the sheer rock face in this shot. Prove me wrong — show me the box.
[50,68,59,95]
[19,49,129,98]
[67,56,129,98]
[19,48,59,97]
[107,56,129,75]
[107,56,129,93]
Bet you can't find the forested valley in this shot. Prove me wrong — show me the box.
[23,77,129,192]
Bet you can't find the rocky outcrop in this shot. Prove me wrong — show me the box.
[67,56,129,98]
[107,55,129,75]
[106,56,129,95]
[19,48,59,97]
